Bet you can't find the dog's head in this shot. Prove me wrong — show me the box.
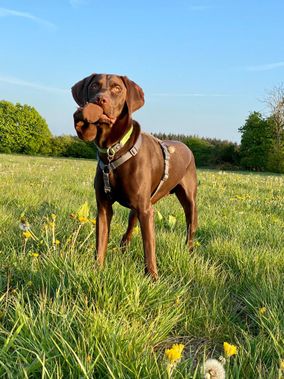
[72,74,144,141]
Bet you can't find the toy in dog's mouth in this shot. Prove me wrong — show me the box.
[74,103,118,142]
[82,103,116,125]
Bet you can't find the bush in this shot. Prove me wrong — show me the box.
[48,135,97,159]
[0,100,51,155]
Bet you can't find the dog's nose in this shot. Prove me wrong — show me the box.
[95,94,109,105]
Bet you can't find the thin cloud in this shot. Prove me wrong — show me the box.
[244,61,284,72]
[150,93,228,97]
[0,7,56,30]
[0,75,68,93]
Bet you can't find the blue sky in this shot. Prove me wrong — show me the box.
[0,0,284,142]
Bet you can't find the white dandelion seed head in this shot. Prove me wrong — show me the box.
[203,358,226,379]
[19,222,30,231]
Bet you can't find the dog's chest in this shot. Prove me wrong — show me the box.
[107,171,134,208]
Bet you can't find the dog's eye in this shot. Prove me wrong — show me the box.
[91,82,99,89]
[111,85,121,93]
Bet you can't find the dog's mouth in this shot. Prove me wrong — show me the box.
[96,113,116,126]
[81,103,117,126]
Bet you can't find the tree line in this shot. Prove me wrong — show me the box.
[0,87,283,173]
[0,100,97,159]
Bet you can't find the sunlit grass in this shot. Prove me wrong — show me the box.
[0,153,283,378]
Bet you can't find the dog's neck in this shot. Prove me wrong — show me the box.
[96,118,141,163]
[94,108,133,148]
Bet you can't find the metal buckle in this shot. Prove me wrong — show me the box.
[129,146,138,156]
[106,147,115,160]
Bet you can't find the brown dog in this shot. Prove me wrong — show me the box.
[72,74,197,280]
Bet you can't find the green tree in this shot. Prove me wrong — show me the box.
[183,136,214,166]
[264,86,284,173]
[0,100,51,154]
[239,112,273,171]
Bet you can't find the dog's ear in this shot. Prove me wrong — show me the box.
[121,76,144,113]
[71,74,96,107]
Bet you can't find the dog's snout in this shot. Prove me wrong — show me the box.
[95,94,109,106]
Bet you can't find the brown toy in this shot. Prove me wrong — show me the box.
[73,103,103,141]
[82,103,103,123]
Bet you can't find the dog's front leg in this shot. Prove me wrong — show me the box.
[96,201,113,267]
[137,204,158,280]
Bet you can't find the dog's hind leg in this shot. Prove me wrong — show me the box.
[173,169,198,251]
[120,209,138,251]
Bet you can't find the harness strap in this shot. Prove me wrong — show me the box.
[151,142,170,199]
[99,134,142,194]
[98,136,171,197]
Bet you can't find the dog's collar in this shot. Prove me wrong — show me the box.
[96,125,133,159]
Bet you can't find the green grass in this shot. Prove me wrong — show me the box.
[0,153,283,378]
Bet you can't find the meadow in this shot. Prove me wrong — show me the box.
[0,153,283,378]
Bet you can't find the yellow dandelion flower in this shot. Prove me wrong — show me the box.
[89,218,96,225]
[23,231,32,239]
[51,213,56,220]
[165,343,184,364]
[77,202,90,220]
[78,216,88,223]
[223,342,238,358]
[168,215,177,228]
[31,252,39,257]
[259,307,267,315]
[55,239,60,245]
[194,240,201,247]
[133,225,139,235]
[157,210,163,221]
